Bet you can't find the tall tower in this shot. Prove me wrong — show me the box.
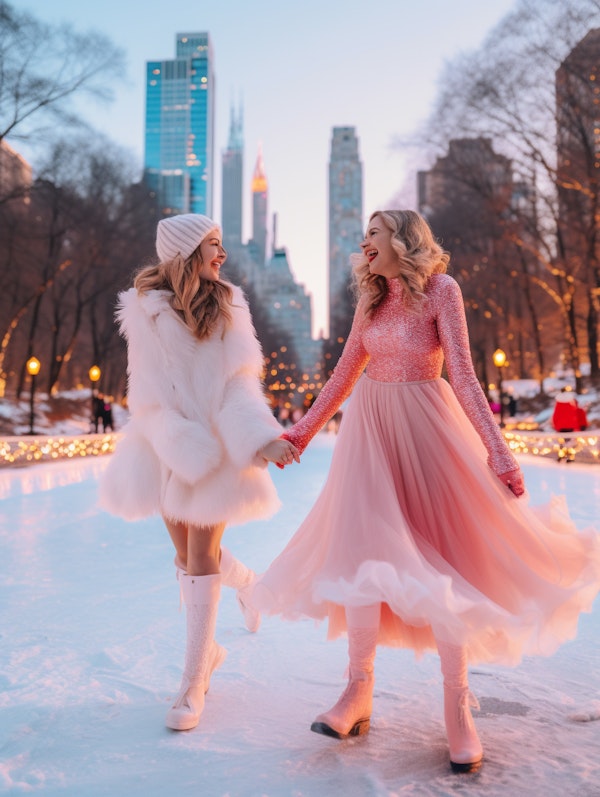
[556,29,600,245]
[328,127,363,341]
[556,28,600,382]
[144,32,215,217]
[221,102,244,251]
[250,145,268,266]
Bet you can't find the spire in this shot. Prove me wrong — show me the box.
[227,99,243,151]
[251,143,268,193]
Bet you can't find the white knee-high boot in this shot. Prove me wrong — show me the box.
[173,560,226,693]
[166,574,221,731]
[437,640,483,772]
[219,547,260,633]
[311,604,380,739]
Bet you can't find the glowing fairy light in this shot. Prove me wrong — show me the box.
[0,434,119,465]
[502,430,600,464]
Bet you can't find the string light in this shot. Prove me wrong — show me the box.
[503,430,600,464]
[0,433,118,465]
[1,427,596,467]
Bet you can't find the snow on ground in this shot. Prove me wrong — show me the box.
[1,435,599,797]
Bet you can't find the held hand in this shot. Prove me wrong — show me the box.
[498,467,525,497]
[259,438,300,468]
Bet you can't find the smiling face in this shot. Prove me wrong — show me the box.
[360,215,401,278]
[195,229,227,281]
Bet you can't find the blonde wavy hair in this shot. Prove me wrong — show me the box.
[351,210,449,316]
[133,235,233,340]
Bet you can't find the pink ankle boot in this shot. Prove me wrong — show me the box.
[438,641,483,772]
[311,673,374,738]
[166,574,221,732]
[220,547,260,633]
[311,623,378,739]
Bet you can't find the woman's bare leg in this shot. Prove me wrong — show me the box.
[163,518,226,575]
[187,521,226,575]
[163,517,188,571]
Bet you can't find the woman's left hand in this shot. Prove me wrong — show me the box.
[260,438,300,468]
[498,467,525,497]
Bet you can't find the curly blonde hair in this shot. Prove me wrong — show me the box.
[351,210,449,316]
[133,238,233,340]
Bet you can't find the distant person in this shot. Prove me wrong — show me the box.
[99,214,299,732]
[92,392,105,433]
[488,395,501,414]
[101,396,114,432]
[250,210,600,774]
[507,393,518,417]
[552,387,588,432]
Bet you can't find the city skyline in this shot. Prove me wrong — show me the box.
[18,0,517,335]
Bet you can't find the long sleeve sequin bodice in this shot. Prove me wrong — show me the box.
[285,274,518,476]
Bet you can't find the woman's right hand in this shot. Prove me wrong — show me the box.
[498,467,525,497]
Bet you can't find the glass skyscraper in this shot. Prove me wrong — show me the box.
[144,32,215,217]
[221,103,244,252]
[328,127,363,341]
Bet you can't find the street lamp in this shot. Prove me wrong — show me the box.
[89,365,101,432]
[26,356,41,435]
[492,348,507,428]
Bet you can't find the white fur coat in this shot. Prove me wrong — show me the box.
[99,284,283,525]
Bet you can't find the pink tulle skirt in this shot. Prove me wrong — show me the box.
[252,376,600,665]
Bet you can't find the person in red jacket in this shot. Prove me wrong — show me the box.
[552,388,588,432]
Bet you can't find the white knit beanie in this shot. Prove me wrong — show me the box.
[156,214,220,262]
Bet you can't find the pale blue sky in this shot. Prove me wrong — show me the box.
[19,0,516,335]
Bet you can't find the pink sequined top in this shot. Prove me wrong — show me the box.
[284,273,518,476]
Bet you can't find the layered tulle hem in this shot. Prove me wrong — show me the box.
[251,376,600,666]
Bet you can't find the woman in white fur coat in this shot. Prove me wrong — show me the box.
[99,213,299,732]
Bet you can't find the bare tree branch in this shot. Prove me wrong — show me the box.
[0,1,125,145]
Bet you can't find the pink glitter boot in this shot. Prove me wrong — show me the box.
[438,641,483,772]
[311,606,379,739]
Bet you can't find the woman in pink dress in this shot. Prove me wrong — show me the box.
[252,210,600,772]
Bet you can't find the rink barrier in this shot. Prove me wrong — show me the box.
[0,433,118,466]
[503,429,600,464]
[0,429,598,466]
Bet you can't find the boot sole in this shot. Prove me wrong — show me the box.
[310,718,370,739]
[450,756,483,774]
[166,714,200,732]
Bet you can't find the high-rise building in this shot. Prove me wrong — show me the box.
[416,137,538,383]
[417,138,514,225]
[144,32,215,217]
[328,127,363,341]
[556,28,600,382]
[556,29,600,250]
[221,103,244,252]
[255,244,318,373]
[249,145,268,265]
